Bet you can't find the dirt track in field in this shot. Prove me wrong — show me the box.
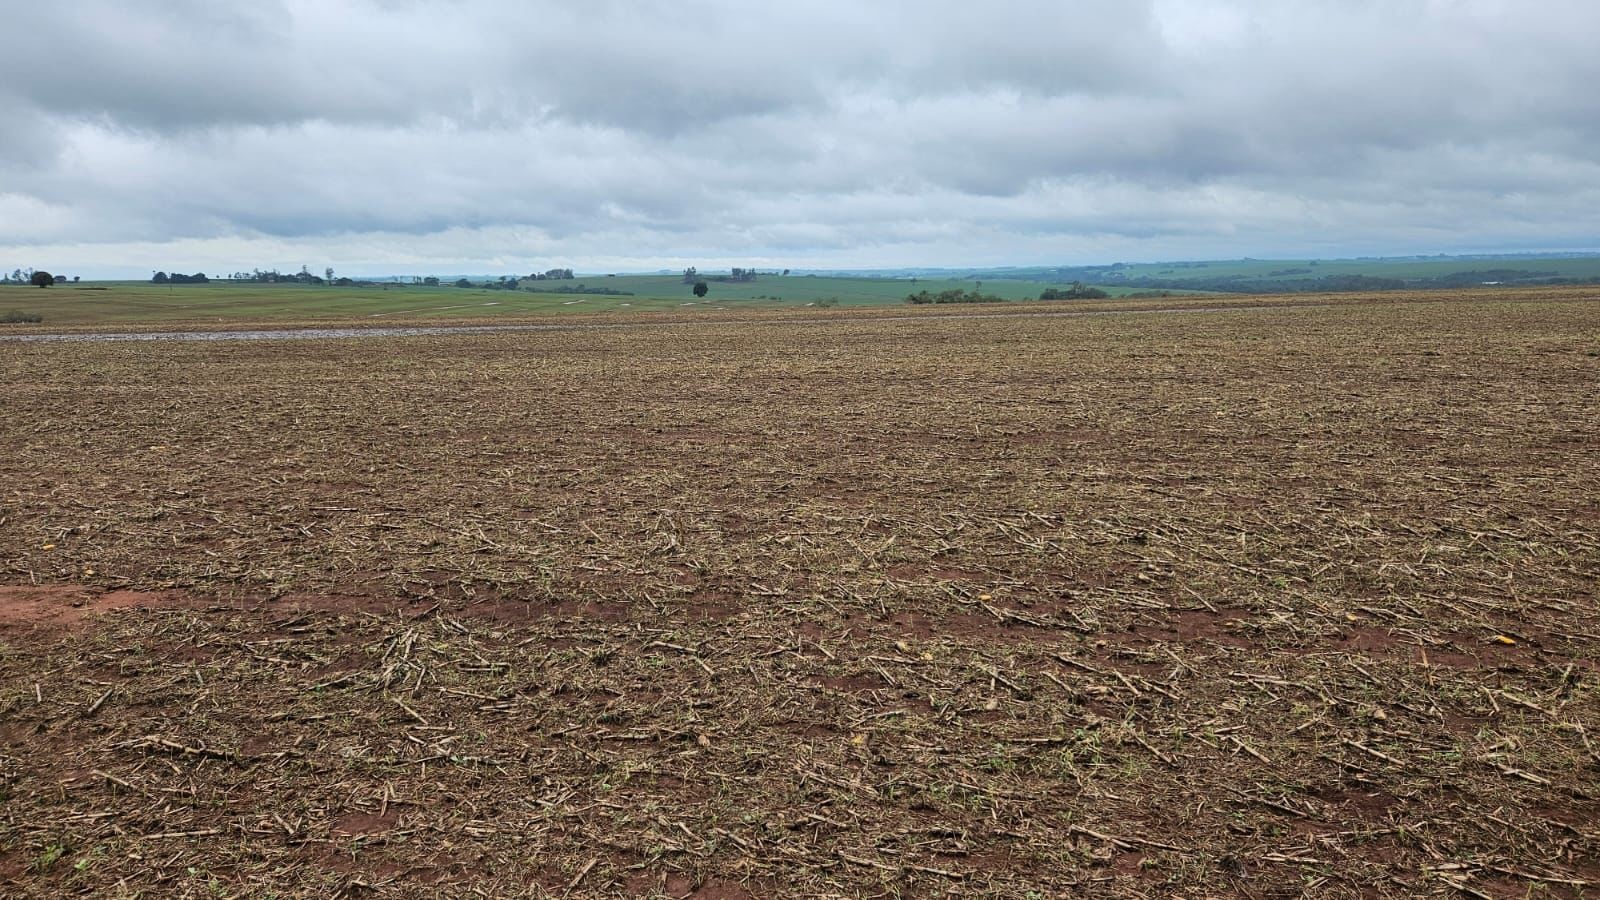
[1,290,1598,897]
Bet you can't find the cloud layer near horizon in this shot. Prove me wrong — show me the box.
[3,0,1598,276]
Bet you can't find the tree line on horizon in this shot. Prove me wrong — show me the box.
[682,266,787,284]
[147,266,584,287]
[4,268,77,286]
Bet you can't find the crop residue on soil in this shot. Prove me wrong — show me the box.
[1,290,1597,897]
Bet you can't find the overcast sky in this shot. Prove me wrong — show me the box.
[2,0,1598,278]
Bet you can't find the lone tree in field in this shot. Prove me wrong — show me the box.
[30,270,53,288]
[693,280,708,298]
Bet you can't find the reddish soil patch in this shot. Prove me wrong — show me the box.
[1128,608,1252,647]
[1410,645,1484,669]
[1446,631,1533,663]
[681,591,740,621]
[651,875,756,899]
[305,650,370,679]
[469,597,636,624]
[1314,786,1401,823]
[793,621,829,641]
[778,720,837,738]
[0,586,453,635]
[1334,625,1412,656]
[0,850,25,882]
[1089,648,1169,678]
[966,847,1023,876]
[333,809,400,836]
[1326,626,1528,669]
[238,733,301,757]
[0,586,200,634]
[0,584,660,636]
[810,673,885,692]
[1111,850,1149,878]
[271,592,436,617]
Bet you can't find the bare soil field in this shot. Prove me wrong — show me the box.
[1,291,1597,897]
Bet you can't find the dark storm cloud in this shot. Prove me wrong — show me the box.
[2,0,1598,275]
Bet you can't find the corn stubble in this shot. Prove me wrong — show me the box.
[0,291,1597,896]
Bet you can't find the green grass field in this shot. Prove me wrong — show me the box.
[0,275,1166,327]
[12,255,1591,327]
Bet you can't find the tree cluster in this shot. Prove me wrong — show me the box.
[448,275,628,295]
[5,268,79,285]
[687,267,761,283]
[455,276,521,290]
[5,268,72,285]
[219,268,314,284]
[522,284,633,296]
[1413,268,1590,288]
[1039,282,1109,300]
[152,272,210,284]
[451,271,576,288]
[904,288,1007,305]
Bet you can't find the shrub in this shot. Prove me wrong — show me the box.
[1040,282,1110,300]
[2,310,43,323]
[905,289,1006,305]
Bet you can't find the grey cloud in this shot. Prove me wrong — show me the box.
[0,96,61,170]
[2,0,1598,276]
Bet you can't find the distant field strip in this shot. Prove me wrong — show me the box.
[0,301,1317,343]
